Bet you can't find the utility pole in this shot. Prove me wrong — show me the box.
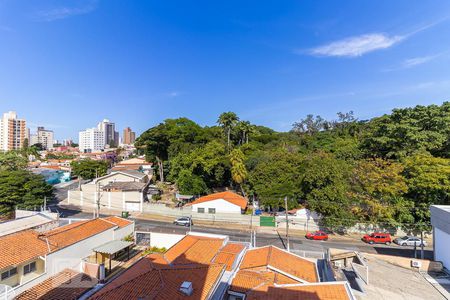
[43,196,47,212]
[285,196,290,252]
[420,231,424,259]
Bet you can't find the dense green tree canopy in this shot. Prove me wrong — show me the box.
[135,102,450,231]
[71,159,108,180]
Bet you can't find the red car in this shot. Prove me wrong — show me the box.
[362,232,392,245]
[305,231,329,241]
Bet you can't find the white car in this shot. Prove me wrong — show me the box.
[173,217,193,227]
[394,236,427,247]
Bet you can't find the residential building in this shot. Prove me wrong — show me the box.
[228,245,354,300]
[188,191,248,214]
[111,157,152,173]
[0,212,58,237]
[30,126,54,150]
[0,217,134,296]
[97,119,118,147]
[68,170,151,212]
[122,127,136,145]
[430,205,450,270]
[0,111,27,151]
[79,128,105,153]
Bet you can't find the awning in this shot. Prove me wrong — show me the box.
[93,240,133,255]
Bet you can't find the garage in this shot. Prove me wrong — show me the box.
[125,202,140,212]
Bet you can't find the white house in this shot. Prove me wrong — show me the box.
[0,216,134,296]
[188,191,248,214]
[430,205,450,269]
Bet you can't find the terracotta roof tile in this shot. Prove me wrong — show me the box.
[16,269,97,300]
[245,283,351,300]
[0,230,49,269]
[103,216,133,228]
[189,191,248,209]
[89,265,224,300]
[164,235,225,264]
[239,246,318,283]
[213,243,245,271]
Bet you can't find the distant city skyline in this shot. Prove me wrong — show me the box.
[2,1,450,139]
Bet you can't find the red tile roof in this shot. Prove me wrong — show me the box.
[103,216,133,228]
[189,191,248,209]
[213,242,245,271]
[16,269,97,300]
[0,219,116,270]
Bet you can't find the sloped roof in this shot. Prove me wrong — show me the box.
[189,191,248,209]
[117,158,151,165]
[103,216,133,228]
[88,235,229,300]
[15,269,97,300]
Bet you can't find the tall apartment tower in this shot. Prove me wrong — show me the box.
[35,127,54,150]
[78,128,105,153]
[0,111,27,151]
[123,127,136,145]
[97,119,118,147]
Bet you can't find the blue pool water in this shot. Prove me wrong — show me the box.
[34,169,72,185]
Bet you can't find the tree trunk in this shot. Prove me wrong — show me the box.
[156,156,164,182]
[227,128,231,149]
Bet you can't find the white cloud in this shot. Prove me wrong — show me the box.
[309,33,404,57]
[36,1,97,21]
[402,55,436,68]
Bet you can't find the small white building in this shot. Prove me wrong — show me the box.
[430,205,450,269]
[188,191,248,214]
[79,128,105,153]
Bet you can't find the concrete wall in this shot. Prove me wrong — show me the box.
[68,190,143,211]
[192,199,242,214]
[45,227,116,276]
[95,173,144,184]
[434,227,450,269]
[114,223,135,241]
[148,232,184,249]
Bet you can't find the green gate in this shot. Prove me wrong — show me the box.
[260,216,276,227]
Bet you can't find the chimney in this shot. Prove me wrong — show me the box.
[180,281,193,296]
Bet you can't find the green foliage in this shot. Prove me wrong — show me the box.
[135,102,449,231]
[152,194,162,201]
[71,159,108,180]
[0,153,54,215]
[142,246,167,256]
[122,234,134,242]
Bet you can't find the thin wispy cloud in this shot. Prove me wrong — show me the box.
[309,33,404,57]
[166,91,183,98]
[35,0,97,22]
[383,52,446,72]
[305,17,450,58]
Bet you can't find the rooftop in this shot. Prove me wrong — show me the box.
[103,216,133,228]
[15,269,97,300]
[101,181,147,191]
[188,191,248,209]
[0,213,55,237]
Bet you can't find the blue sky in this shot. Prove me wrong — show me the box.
[1,0,450,140]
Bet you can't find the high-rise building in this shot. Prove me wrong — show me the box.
[123,127,136,145]
[31,127,54,150]
[79,128,105,153]
[97,119,118,147]
[0,111,27,151]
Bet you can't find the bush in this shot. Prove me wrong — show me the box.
[142,246,167,256]
[152,194,162,201]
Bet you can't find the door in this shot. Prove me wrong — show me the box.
[125,202,140,211]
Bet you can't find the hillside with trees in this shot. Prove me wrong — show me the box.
[136,102,450,231]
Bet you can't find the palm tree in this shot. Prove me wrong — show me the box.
[237,121,256,144]
[217,112,239,149]
[229,148,247,195]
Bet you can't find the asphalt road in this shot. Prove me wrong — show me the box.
[54,205,433,260]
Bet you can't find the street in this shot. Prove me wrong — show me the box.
[55,205,433,260]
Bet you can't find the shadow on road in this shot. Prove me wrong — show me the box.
[373,246,433,260]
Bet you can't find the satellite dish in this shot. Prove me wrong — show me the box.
[0,284,16,300]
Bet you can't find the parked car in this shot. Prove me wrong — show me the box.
[305,230,329,241]
[173,217,193,227]
[393,236,427,247]
[362,232,392,245]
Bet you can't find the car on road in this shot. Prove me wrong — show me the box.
[393,236,427,247]
[305,230,329,241]
[362,232,392,245]
[173,217,193,227]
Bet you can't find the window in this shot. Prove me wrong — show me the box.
[1,267,17,281]
[23,262,36,275]
[208,208,216,214]
[197,208,205,213]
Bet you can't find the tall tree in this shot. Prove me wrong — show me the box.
[218,112,239,149]
[229,148,247,195]
[71,159,108,180]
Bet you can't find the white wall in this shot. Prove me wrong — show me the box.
[435,227,450,269]
[45,227,115,276]
[114,223,135,241]
[192,199,242,214]
[149,232,184,249]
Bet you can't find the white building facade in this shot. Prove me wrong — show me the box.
[30,127,54,150]
[0,111,27,151]
[97,119,118,147]
[430,205,450,270]
[79,128,105,153]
